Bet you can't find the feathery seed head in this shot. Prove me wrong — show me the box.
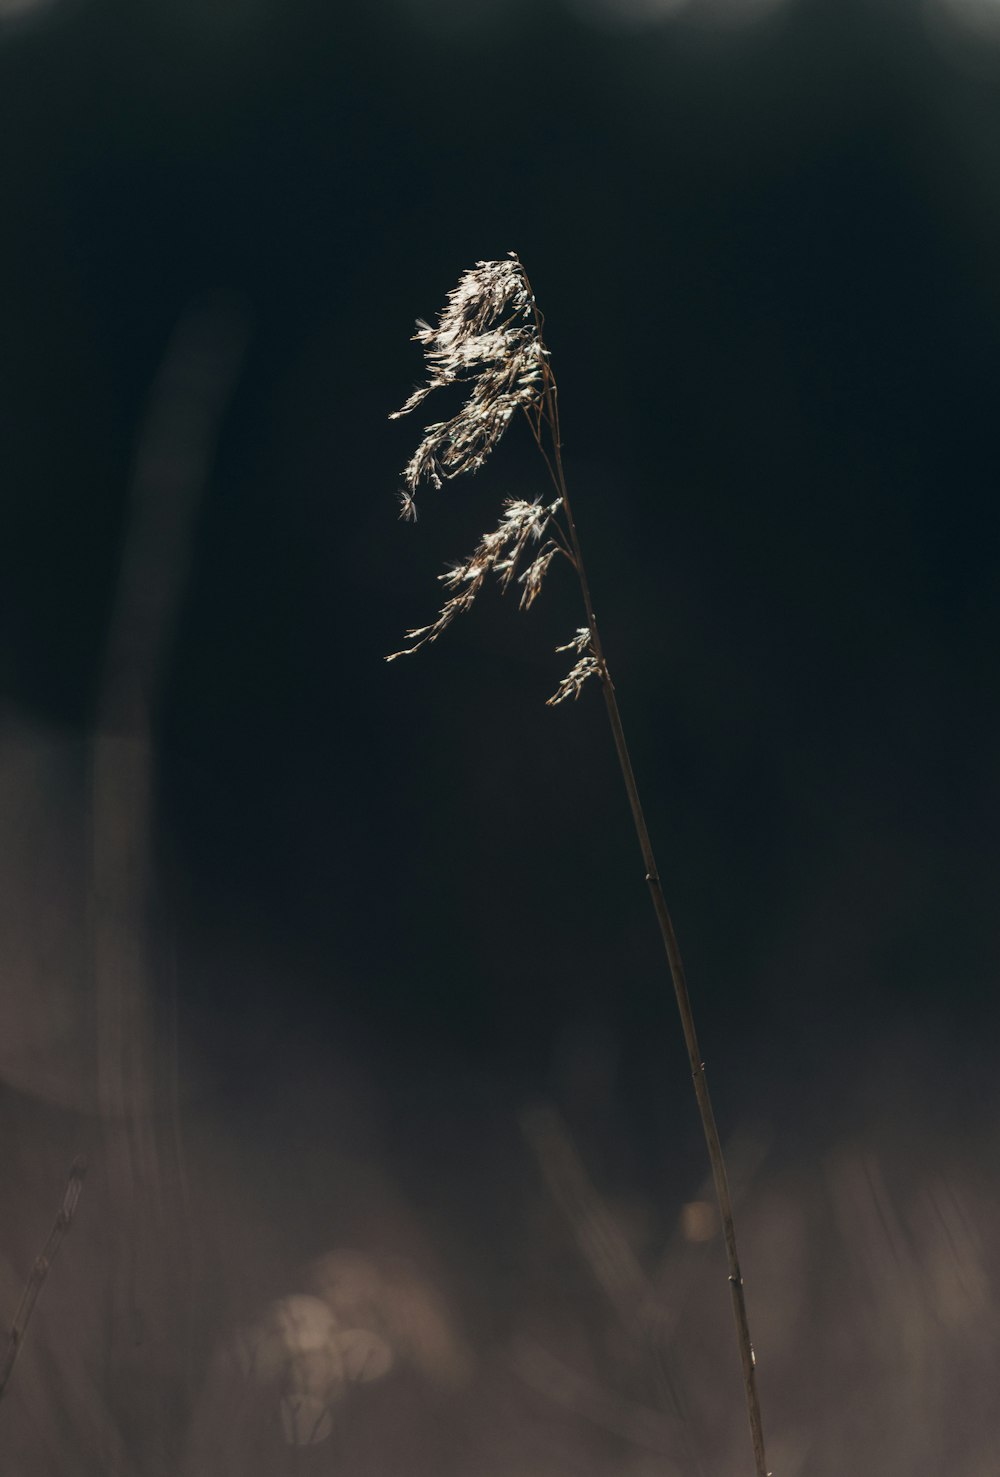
[556,627,592,656]
[390,255,545,518]
[385,497,560,661]
[547,629,599,706]
[389,256,599,706]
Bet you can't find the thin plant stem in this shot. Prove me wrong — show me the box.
[522,279,769,1477]
[0,1157,87,1405]
[390,254,770,1475]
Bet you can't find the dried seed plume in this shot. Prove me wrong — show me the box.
[386,498,561,661]
[388,254,598,695]
[547,628,600,706]
[390,255,546,517]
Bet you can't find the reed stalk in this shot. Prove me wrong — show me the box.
[0,1156,87,1406]
[388,254,770,1476]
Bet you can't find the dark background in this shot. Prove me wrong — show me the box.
[2,0,1000,1471]
[6,0,1000,1056]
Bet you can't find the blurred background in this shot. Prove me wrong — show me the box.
[2,0,1000,1471]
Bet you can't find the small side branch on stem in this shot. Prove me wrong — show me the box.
[0,1156,87,1404]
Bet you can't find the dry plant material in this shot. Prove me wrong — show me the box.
[239,1292,394,1447]
[232,1249,471,1449]
[510,1334,684,1458]
[0,1156,87,1404]
[521,1105,650,1326]
[389,254,772,1476]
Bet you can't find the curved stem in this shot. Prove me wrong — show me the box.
[0,1157,87,1405]
[526,316,769,1475]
